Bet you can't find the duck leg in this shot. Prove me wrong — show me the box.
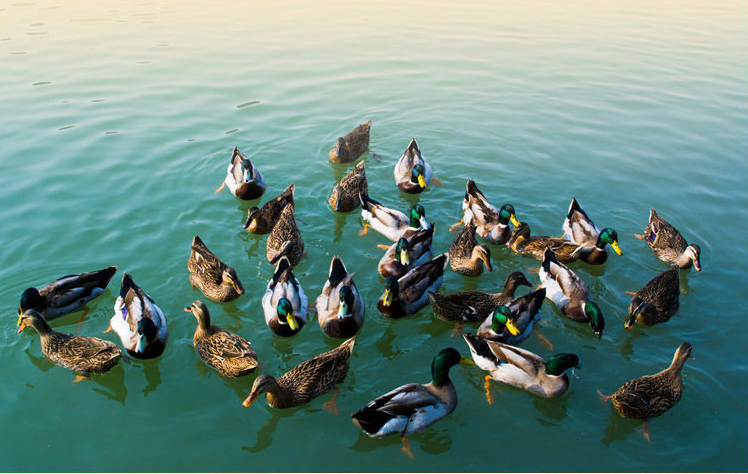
[76,308,90,332]
[214,181,226,194]
[625,291,637,296]
[450,322,464,338]
[634,234,644,240]
[527,267,540,274]
[534,329,553,350]
[103,322,113,334]
[72,374,90,383]
[448,219,463,232]
[358,223,370,236]
[322,387,339,416]
[638,420,651,442]
[596,390,613,403]
[401,437,415,459]
[484,375,494,405]
[376,244,390,250]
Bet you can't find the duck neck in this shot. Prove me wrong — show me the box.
[501,278,522,297]
[266,383,294,408]
[31,317,54,337]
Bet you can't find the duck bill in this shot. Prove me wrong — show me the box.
[232,280,245,295]
[611,241,623,256]
[136,333,147,353]
[510,214,521,227]
[400,249,410,266]
[624,313,637,329]
[693,257,702,272]
[482,256,492,272]
[16,319,26,334]
[242,392,259,408]
[286,313,299,331]
[505,319,520,336]
[382,289,393,307]
[459,356,475,366]
[337,302,348,319]
[183,306,193,312]
[419,216,430,230]
[417,174,426,188]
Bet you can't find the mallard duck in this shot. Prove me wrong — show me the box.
[600,342,692,442]
[451,180,520,244]
[188,235,245,302]
[185,300,258,377]
[108,273,168,359]
[427,271,532,322]
[329,120,371,163]
[261,256,308,337]
[378,226,434,279]
[539,248,604,337]
[329,161,368,212]
[266,203,304,266]
[17,266,117,321]
[561,197,622,264]
[477,288,546,345]
[625,269,679,329]
[636,208,702,271]
[464,333,578,402]
[378,253,448,319]
[214,147,266,200]
[316,257,364,338]
[359,193,429,241]
[507,222,582,263]
[243,184,295,235]
[449,222,492,276]
[18,309,121,380]
[394,138,437,194]
[351,347,472,459]
[242,337,355,408]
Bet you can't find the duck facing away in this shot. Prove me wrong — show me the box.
[215,147,266,200]
[626,269,679,329]
[261,256,308,337]
[188,235,245,302]
[539,248,604,337]
[316,256,365,339]
[449,222,492,276]
[329,120,371,163]
[561,198,622,264]
[242,337,355,409]
[17,266,118,321]
[108,273,168,359]
[378,253,449,318]
[329,161,368,212]
[452,179,520,244]
[464,333,578,403]
[266,203,305,266]
[394,138,439,194]
[18,310,121,380]
[600,342,692,442]
[185,300,258,377]
[477,288,546,346]
[351,347,472,459]
[359,193,430,241]
[636,208,702,271]
[243,184,295,235]
[378,226,434,280]
[428,271,532,322]
[507,222,582,264]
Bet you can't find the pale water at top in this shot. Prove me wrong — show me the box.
[1,0,746,472]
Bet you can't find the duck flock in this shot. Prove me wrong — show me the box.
[15,119,702,456]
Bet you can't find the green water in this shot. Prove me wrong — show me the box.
[1,0,747,471]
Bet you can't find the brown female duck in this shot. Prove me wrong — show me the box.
[243,184,295,234]
[449,222,492,276]
[625,269,679,329]
[507,222,581,264]
[636,208,702,271]
[328,161,368,212]
[266,203,304,266]
[188,235,245,302]
[329,120,371,163]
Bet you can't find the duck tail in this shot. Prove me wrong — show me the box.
[328,256,348,287]
[542,248,558,273]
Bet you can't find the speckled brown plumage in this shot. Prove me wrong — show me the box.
[244,337,355,409]
[627,269,679,328]
[188,235,244,302]
[449,222,491,276]
[641,208,701,270]
[19,310,121,374]
[428,271,532,322]
[243,184,295,234]
[266,203,304,266]
[329,121,371,163]
[328,161,368,212]
[508,222,581,263]
[608,342,691,420]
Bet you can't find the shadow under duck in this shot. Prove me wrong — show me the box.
[243,183,295,235]
[17,266,118,321]
[561,197,622,265]
[626,268,679,329]
[329,120,371,163]
[242,337,355,409]
[329,161,368,212]
[428,271,532,322]
[185,300,258,377]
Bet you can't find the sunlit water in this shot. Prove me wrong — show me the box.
[1,1,746,471]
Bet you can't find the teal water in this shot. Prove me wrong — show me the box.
[1,0,747,471]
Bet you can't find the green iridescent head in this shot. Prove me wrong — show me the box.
[498,204,521,227]
[395,238,410,265]
[584,301,605,337]
[431,347,473,386]
[491,306,520,335]
[277,298,298,330]
[545,353,580,376]
[337,286,354,318]
[597,228,622,255]
[409,204,428,229]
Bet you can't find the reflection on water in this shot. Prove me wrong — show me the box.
[90,363,127,405]
[601,406,645,446]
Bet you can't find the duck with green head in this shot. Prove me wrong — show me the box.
[378,226,434,279]
[451,180,521,245]
[214,147,266,200]
[262,256,307,337]
[477,288,546,346]
[538,248,605,337]
[464,333,578,402]
[351,347,473,459]
[359,193,430,241]
[316,256,364,338]
[561,198,622,264]
[378,254,448,318]
[394,138,437,194]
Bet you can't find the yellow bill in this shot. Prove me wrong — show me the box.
[611,240,623,256]
[510,215,521,227]
[505,318,521,336]
[286,313,299,331]
[383,289,393,307]
[417,174,426,188]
